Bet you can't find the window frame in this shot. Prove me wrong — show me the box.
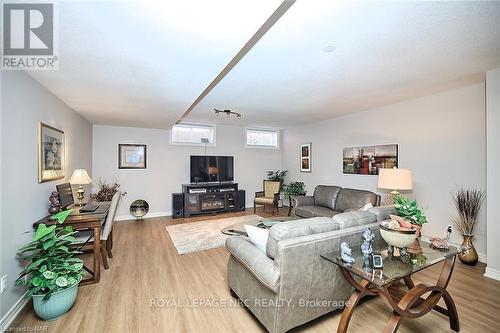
[170,122,217,146]
[245,127,279,149]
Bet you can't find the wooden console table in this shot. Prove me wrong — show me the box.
[321,240,462,333]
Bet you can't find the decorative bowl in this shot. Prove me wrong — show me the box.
[380,223,417,249]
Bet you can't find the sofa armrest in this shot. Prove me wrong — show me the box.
[292,195,315,208]
[226,236,280,293]
[368,205,396,222]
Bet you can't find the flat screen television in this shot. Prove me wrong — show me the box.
[190,156,234,183]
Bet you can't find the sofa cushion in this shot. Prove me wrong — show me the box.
[331,211,377,229]
[294,205,340,218]
[313,185,341,210]
[334,188,379,212]
[266,217,339,259]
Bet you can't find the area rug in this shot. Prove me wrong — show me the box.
[165,215,262,254]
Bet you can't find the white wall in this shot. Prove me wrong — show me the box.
[282,83,487,256]
[92,125,282,219]
[0,72,93,324]
[486,68,500,280]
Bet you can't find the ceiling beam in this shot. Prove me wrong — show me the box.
[175,0,296,124]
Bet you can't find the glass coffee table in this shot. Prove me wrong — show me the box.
[321,239,464,333]
[221,216,295,236]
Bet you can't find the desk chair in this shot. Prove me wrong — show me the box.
[76,190,121,269]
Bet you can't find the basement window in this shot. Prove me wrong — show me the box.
[171,123,216,145]
[246,128,279,149]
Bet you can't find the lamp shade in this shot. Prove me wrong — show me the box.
[69,169,92,185]
[377,168,413,191]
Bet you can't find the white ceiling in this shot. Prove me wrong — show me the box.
[28,0,500,129]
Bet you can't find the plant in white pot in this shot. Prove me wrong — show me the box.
[16,216,84,321]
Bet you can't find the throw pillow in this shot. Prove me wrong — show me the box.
[244,225,269,252]
[360,203,374,211]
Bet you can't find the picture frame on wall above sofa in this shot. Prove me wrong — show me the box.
[343,144,398,175]
[300,143,311,172]
[119,144,147,169]
[38,122,65,183]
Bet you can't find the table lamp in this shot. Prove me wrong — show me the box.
[377,168,413,203]
[69,169,92,206]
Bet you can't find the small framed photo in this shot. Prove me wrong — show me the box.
[39,122,65,183]
[300,143,311,172]
[119,144,147,169]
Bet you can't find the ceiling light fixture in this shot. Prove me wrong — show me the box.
[214,108,242,119]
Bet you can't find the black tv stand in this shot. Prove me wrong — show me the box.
[179,183,245,218]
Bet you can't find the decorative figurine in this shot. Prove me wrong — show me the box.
[361,228,375,254]
[430,225,453,250]
[340,242,356,264]
[48,191,61,214]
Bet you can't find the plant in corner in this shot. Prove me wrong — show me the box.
[266,170,288,186]
[16,219,84,321]
[452,188,485,266]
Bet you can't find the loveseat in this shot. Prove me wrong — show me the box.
[226,205,395,333]
[292,185,381,218]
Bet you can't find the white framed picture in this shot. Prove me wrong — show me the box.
[119,144,147,169]
[300,143,311,173]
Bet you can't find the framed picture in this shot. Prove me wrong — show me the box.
[343,144,398,175]
[38,123,64,183]
[119,144,147,169]
[300,143,311,172]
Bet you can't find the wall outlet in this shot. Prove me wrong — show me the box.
[1,275,7,293]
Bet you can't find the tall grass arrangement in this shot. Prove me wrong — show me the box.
[452,188,485,236]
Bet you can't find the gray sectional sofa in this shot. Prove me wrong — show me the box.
[226,204,396,333]
[292,185,381,218]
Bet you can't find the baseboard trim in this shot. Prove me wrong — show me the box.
[484,267,500,281]
[421,235,487,264]
[0,293,29,332]
[115,205,255,222]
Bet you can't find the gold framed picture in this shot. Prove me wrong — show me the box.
[38,122,65,183]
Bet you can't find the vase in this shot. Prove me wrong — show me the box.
[32,282,79,321]
[458,234,478,266]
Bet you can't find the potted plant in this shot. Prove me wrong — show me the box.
[266,170,288,185]
[393,195,428,252]
[90,179,120,202]
[452,188,485,266]
[393,195,428,235]
[16,220,84,321]
[284,181,306,199]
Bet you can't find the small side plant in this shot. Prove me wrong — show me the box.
[283,182,306,198]
[393,195,428,226]
[16,223,84,300]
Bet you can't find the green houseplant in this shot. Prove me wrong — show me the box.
[266,170,288,185]
[283,182,306,198]
[16,216,84,321]
[393,195,428,226]
[393,195,427,252]
[452,188,485,266]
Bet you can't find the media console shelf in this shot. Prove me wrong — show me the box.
[178,183,245,218]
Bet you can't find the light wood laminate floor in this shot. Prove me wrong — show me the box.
[10,208,500,333]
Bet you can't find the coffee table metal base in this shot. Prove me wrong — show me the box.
[337,255,460,333]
